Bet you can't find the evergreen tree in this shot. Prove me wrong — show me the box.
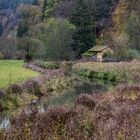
[0,22,3,36]
[70,0,96,56]
[32,0,38,5]
[41,0,47,20]
[45,0,58,19]
[17,21,29,37]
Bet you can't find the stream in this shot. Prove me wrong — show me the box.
[0,77,117,130]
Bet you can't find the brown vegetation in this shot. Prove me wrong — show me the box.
[1,85,140,140]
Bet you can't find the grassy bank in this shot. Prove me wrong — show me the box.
[73,61,140,83]
[0,60,39,88]
[0,60,41,110]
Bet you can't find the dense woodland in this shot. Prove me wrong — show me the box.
[0,0,139,61]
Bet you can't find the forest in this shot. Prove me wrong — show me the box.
[0,0,140,139]
[0,0,140,61]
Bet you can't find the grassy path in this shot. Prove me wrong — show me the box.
[0,60,39,88]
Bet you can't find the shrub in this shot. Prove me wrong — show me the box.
[25,80,45,96]
[75,69,87,77]
[46,76,73,92]
[33,60,47,69]
[76,94,96,109]
[97,72,106,80]
[128,49,140,60]
[108,72,117,81]
[0,52,4,60]
[44,62,60,69]
[34,60,60,70]
[103,51,114,61]
[0,95,23,110]
[6,84,22,95]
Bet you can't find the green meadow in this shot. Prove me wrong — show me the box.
[0,60,39,88]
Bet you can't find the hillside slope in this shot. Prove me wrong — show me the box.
[0,0,37,37]
[104,0,140,43]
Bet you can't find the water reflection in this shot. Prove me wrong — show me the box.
[0,77,117,129]
[41,78,116,107]
[0,116,10,129]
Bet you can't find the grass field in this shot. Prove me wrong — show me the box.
[0,60,39,88]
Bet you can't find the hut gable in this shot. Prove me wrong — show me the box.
[88,45,108,52]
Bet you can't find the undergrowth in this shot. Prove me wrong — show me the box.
[1,85,140,140]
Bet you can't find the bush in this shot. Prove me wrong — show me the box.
[128,49,140,60]
[44,62,60,69]
[97,72,106,80]
[34,60,60,70]
[46,76,73,92]
[103,51,114,62]
[0,94,24,110]
[0,52,4,59]
[76,94,96,109]
[25,80,46,96]
[115,48,140,61]
[6,84,22,95]
[108,72,117,81]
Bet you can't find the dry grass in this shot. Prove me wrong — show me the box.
[73,61,140,73]
[73,60,140,83]
[1,85,140,140]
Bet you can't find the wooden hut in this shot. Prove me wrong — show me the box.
[83,45,113,62]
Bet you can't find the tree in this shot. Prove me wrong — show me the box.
[70,0,96,56]
[125,11,140,51]
[18,37,41,62]
[16,4,42,61]
[16,4,41,37]
[45,0,58,18]
[0,22,3,36]
[0,37,21,59]
[35,18,76,60]
[113,33,130,61]
[40,0,47,20]
[17,20,29,37]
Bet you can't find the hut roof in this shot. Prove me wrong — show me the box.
[88,45,108,52]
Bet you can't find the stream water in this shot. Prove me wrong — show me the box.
[0,77,117,129]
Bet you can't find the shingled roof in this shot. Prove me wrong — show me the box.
[88,45,108,52]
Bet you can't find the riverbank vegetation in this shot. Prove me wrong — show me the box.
[1,85,140,140]
[73,61,140,83]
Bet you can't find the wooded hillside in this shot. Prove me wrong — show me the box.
[0,0,140,61]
